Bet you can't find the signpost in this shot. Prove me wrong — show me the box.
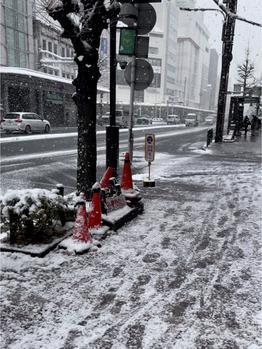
[144,134,155,187]
[119,28,137,55]
[118,2,157,163]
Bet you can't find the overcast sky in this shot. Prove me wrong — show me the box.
[196,0,262,85]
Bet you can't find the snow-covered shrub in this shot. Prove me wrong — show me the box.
[0,189,69,244]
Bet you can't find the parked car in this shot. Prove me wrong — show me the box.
[136,117,152,125]
[2,112,51,134]
[167,114,180,125]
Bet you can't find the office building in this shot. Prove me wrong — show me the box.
[0,0,35,68]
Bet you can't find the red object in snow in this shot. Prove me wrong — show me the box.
[121,152,133,190]
[73,203,92,242]
[89,185,102,229]
[100,166,114,189]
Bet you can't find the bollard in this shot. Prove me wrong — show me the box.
[56,184,64,196]
[206,128,213,148]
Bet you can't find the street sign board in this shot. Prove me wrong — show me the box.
[145,134,155,162]
[119,28,136,55]
[135,36,149,58]
[124,58,154,90]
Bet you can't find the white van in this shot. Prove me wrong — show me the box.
[115,110,129,128]
[185,113,198,127]
[99,110,129,128]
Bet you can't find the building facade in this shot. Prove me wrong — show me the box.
[208,48,219,110]
[176,0,210,109]
[0,0,35,68]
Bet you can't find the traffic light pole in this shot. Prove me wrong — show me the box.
[215,0,237,143]
[128,55,136,163]
[106,9,119,177]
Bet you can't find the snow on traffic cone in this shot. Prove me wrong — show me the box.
[89,183,102,229]
[100,166,114,189]
[121,152,133,190]
[73,200,92,243]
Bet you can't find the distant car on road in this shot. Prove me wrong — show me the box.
[152,117,166,125]
[1,112,51,134]
[167,114,181,125]
[205,115,215,126]
[185,113,198,127]
[98,110,129,128]
[136,117,152,125]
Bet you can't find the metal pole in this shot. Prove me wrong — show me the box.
[128,55,136,162]
[106,8,119,176]
[215,0,237,142]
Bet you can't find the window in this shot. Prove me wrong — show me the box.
[18,32,25,50]
[48,41,52,52]
[18,0,26,13]
[19,52,27,67]
[5,0,14,9]
[61,47,65,57]
[66,47,70,57]
[54,43,57,55]
[5,8,16,27]
[23,114,34,120]
[6,28,15,48]
[42,39,46,50]
[17,14,25,31]
[148,58,162,67]
[149,47,159,54]
[116,70,128,85]
[150,73,161,88]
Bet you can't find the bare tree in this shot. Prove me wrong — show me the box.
[44,0,119,197]
[237,48,255,97]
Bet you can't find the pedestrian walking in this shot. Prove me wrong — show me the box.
[243,115,251,136]
[250,115,257,136]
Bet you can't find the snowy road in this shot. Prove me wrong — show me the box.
[1,134,261,349]
[1,126,208,195]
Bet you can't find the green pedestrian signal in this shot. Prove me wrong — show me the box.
[119,28,136,56]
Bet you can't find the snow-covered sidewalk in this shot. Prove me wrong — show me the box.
[0,135,261,349]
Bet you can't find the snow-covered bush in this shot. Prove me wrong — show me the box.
[0,189,69,244]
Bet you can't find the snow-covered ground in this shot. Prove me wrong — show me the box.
[0,138,261,349]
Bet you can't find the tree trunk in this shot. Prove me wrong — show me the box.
[75,70,98,197]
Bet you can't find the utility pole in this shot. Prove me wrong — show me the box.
[128,55,136,162]
[106,2,120,177]
[215,0,237,142]
[180,2,261,142]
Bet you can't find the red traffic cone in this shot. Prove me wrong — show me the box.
[73,202,92,243]
[100,166,114,189]
[121,152,133,190]
[89,183,102,229]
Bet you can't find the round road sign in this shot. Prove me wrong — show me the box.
[124,58,154,90]
[137,3,157,35]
